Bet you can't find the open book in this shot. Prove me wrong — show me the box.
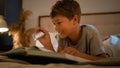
[0,47,90,64]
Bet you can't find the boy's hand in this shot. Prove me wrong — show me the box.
[34,27,53,50]
[61,47,80,56]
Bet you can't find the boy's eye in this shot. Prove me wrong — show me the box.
[54,22,61,25]
[56,22,61,24]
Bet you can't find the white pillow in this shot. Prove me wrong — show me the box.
[103,34,120,57]
[49,32,58,52]
[110,35,120,48]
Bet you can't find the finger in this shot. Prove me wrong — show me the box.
[34,27,42,33]
[34,27,48,36]
[62,49,73,53]
[40,27,49,35]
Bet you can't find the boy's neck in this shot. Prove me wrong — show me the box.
[69,25,82,44]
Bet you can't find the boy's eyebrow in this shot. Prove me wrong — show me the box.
[52,19,60,23]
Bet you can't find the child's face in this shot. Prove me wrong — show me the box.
[52,15,76,38]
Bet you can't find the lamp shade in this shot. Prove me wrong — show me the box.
[0,15,8,32]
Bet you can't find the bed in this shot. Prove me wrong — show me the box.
[0,54,120,68]
[0,12,120,68]
[0,51,120,68]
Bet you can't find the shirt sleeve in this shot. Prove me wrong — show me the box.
[86,25,105,56]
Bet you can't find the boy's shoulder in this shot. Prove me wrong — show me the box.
[80,24,99,35]
[80,24,98,31]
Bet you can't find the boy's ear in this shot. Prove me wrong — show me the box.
[73,15,79,24]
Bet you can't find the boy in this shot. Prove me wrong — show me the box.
[36,0,107,60]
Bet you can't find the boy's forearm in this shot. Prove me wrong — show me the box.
[57,46,107,60]
[76,52,107,61]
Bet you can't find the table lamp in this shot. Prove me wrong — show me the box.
[0,15,8,32]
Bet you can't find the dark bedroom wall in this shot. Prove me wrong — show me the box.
[5,0,22,26]
[0,0,5,16]
[0,0,22,51]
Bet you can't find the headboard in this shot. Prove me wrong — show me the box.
[38,12,120,40]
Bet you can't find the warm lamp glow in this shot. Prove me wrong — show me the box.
[0,28,8,32]
[0,15,8,32]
